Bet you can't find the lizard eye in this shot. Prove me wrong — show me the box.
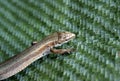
[65,39,68,41]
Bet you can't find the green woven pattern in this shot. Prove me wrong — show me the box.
[0,0,119,81]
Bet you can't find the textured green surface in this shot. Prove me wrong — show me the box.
[0,0,119,81]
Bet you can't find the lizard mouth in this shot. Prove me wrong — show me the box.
[55,31,75,47]
[59,31,75,43]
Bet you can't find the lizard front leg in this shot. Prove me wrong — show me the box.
[50,48,74,54]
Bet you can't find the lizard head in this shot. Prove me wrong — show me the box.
[56,31,75,46]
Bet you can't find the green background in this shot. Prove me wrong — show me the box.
[0,0,119,81]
